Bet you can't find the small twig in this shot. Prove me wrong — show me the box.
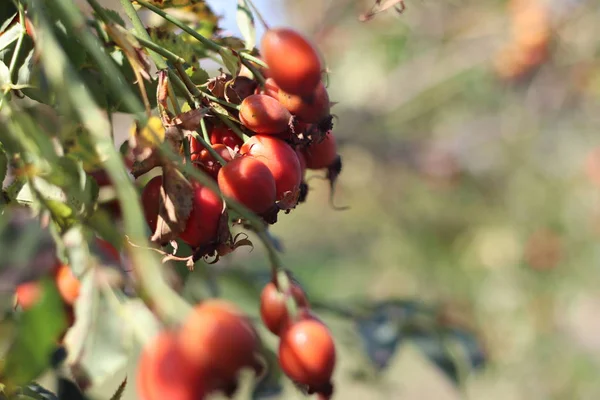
[244,0,271,31]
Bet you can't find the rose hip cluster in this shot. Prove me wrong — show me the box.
[140,27,340,260]
[137,279,336,400]
[260,278,336,399]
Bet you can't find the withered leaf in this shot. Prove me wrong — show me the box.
[224,76,257,104]
[150,165,194,245]
[172,108,210,131]
[156,70,172,124]
[207,71,230,99]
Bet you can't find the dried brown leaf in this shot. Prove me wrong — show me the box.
[173,108,210,131]
[150,165,194,245]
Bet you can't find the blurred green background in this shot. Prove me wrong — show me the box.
[57,0,600,398]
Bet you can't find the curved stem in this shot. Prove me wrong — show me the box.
[200,90,241,111]
[215,113,250,142]
[200,117,211,143]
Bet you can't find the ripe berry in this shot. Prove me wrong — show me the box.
[218,156,276,214]
[240,135,302,209]
[15,281,42,310]
[210,126,244,150]
[178,300,260,385]
[279,319,336,390]
[141,175,162,232]
[178,182,223,248]
[279,81,330,123]
[239,94,292,135]
[303,134,338,170]
[137,331,206,400]
[55,264,80,306]
[260,282,309,335]
[258,77,281,99]
[261,28,323,96]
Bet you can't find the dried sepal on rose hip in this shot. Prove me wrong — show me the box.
[191,208,254,264]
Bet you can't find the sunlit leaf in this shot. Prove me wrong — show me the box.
[219,48,241,78]
[237,0,256,51]
[0,24,21,53]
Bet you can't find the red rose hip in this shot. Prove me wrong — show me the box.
[261,28,323,96]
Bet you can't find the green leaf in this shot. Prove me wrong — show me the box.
[17,48,36,86]
[65,273,124,391]
[99,8,125,27]
[185,64,209,86]
[2,279,67,389]
[219,47,241,77]
[0,24,21,53]
[0,60,9,86]
[236,0,256,51]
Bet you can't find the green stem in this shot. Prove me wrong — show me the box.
[134,34,186,64]
[200,117,211,143]
[116,0,165,69]
[201,90,241,111]
[245,0,270,31]
[242,59,266,86]
[190,130,227,166]
[0,4,26,111]
[239,52,268,69]
[174,62,201,105]
[216,113,250,142]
